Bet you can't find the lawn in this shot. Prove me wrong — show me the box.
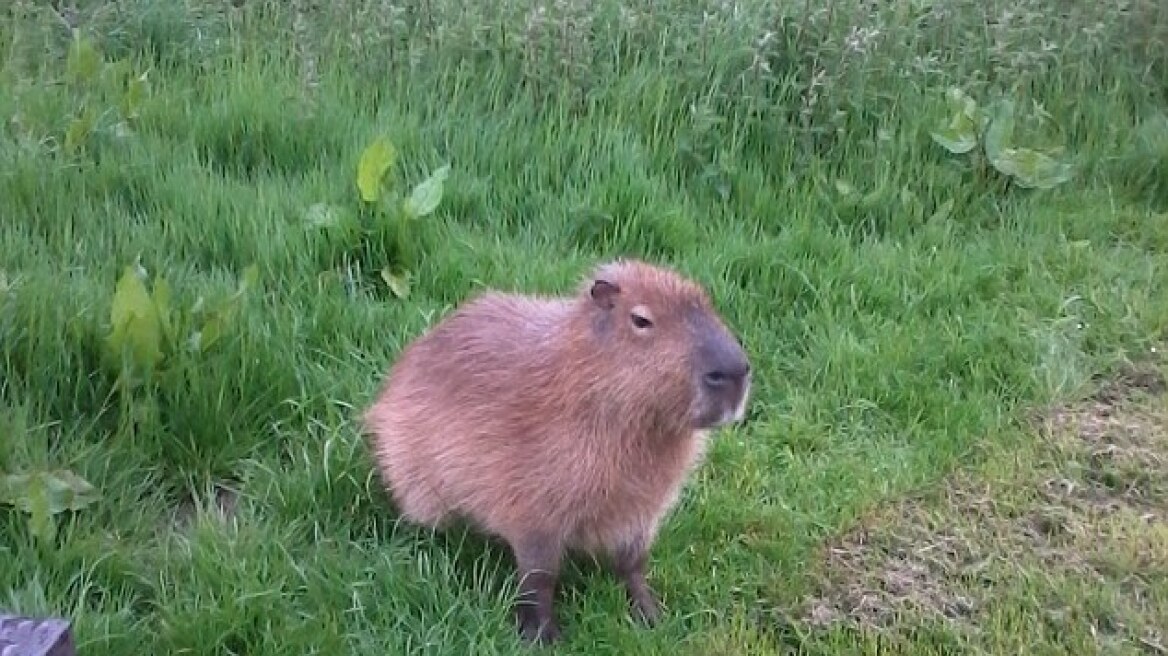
[1,0,1166,654]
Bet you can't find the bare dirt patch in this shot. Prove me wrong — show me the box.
[170,479,242,530]
[797,357,1168,652]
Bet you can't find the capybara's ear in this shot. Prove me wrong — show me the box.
[590,279,621,310]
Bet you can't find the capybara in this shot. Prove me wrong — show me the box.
[362,258,752,645]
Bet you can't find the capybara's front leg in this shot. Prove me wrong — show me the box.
[511,534,563,645]
[612,535,662,627]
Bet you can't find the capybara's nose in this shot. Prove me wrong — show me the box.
[703,359,749,390]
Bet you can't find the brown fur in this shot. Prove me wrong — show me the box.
[362,258,752,644]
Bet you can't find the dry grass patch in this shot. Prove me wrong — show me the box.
[797,358,1168,653]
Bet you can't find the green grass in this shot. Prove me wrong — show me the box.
[1,0,1166,653]
[797,366,1168,654]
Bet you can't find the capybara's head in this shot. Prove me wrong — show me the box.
[581,259,751,430]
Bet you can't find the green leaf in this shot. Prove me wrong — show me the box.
[984,98,1016,165]
[929,198,955,224]
[66,31,102,86]
[992,147,1073,189]
[192,308,229,354]
[42,469,101,513]
[930,125,979,154]
[102,59,132,86]
[1,468,101,542]
[195,313,225,353]
[833,178,858,199]
[305,202,344,229]
[27,475,55,541]
[64,107,96,153]
[931,88,984,155]
[111,121,135,140]
[380,267,411,299]
[859,184,888,209]
[106,265,163,374]
[943,86,970,111]
[403,165,451,218]
[122,72,148,119]
[151,275,175,349]
[356,136,397,203]
[188,264,257,354]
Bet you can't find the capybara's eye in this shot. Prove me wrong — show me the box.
[630,312,653,329]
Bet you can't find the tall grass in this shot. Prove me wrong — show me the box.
[1,0,1166,653]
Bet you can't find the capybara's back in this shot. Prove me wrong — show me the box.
[365,292,579,532]
[362,258,752,644]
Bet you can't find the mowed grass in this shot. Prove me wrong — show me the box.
[2,0,1167,653]
[798,363,1168,654]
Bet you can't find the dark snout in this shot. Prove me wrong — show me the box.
[702,358,750,391]
[700,339,750,394]
[692,319,752,428]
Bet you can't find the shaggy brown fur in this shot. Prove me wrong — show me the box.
[362,258,752,645]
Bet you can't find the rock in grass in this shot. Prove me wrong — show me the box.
[0,614,75,656]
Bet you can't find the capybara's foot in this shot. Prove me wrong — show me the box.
[613,538,662,628]
[516,605,562,646]
[629,585,662,627]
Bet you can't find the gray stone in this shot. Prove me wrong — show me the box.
[0,614,75,656]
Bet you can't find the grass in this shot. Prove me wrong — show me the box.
[1,0,1166,653]
[797,362,1168,654]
